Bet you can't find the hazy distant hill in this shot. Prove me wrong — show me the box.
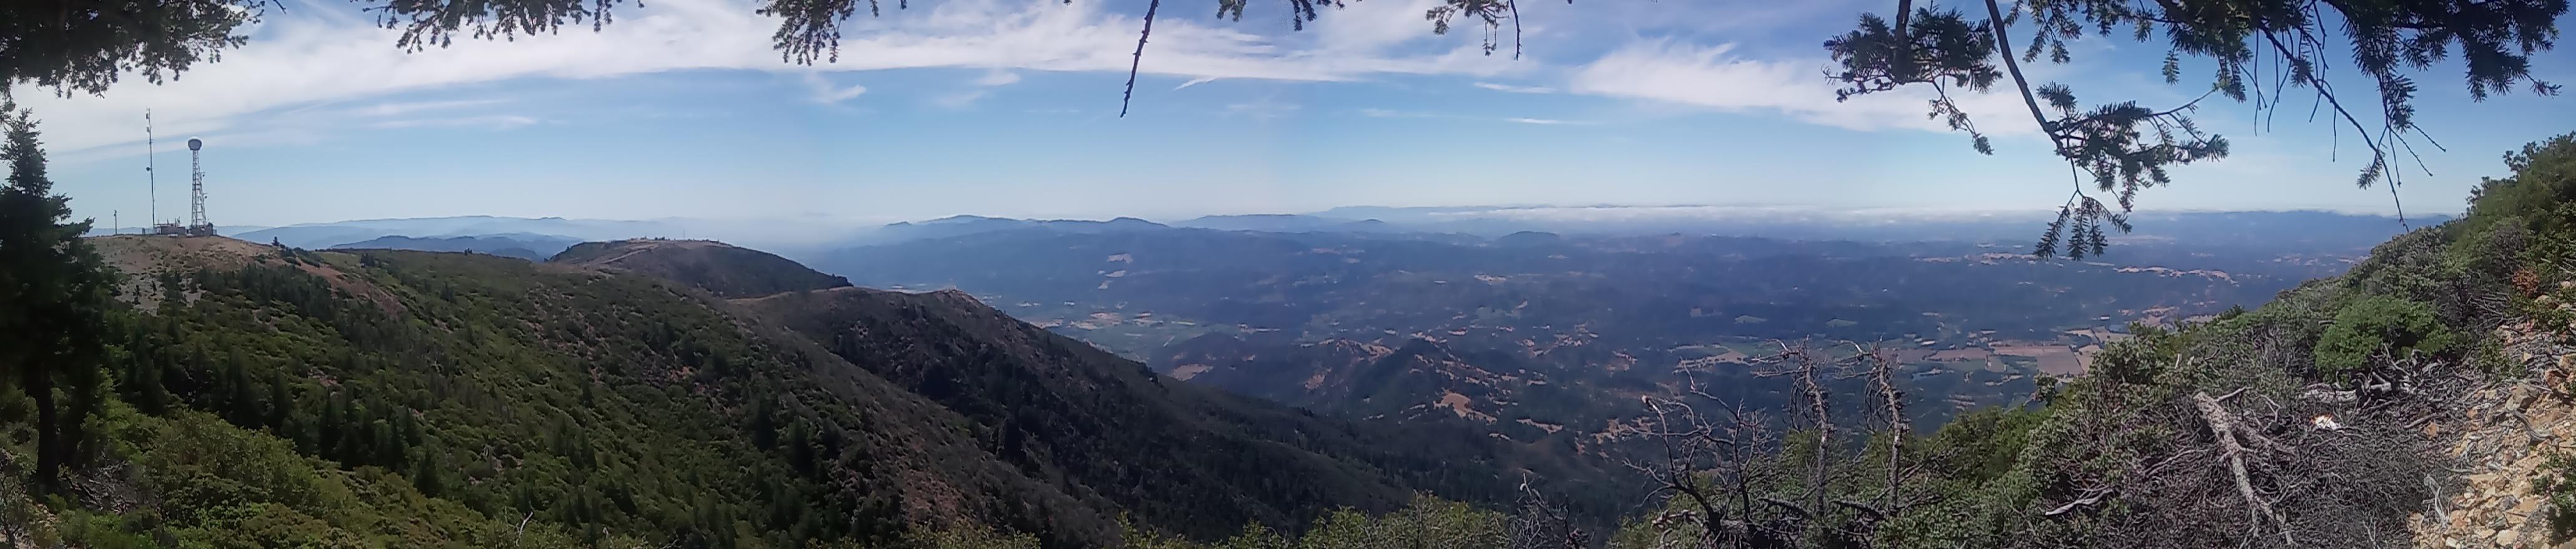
[852,215,1169,245]
[328,233,582,261]
[1300,205,2442,246]
[238,215,677,248]
[551,239,854,298]
[1174,214,1402,233]
[819,227,2328,346]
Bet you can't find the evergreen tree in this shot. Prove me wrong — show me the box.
[265,370,292,432]
[786,419,815,477]
[218,350,255,427]
[748,394,778,450]
[0,103,117,493]
[411,452,443,498]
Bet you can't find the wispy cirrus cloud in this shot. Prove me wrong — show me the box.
[1227,99,1302,119]
[1361,108,1581,125]
[1359,107,1433,118]
[1473,82,1556,94]
[352,98,510,117]
[801,72,871,104]
[1566,41,2030,135]
[371,114,542,129]
[21,0,1521,157]
[972,69,1022,86]
[933,89,990,109]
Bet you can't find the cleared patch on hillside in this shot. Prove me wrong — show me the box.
[92,235,397,314]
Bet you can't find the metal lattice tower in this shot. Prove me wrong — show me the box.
[145,110,156,227]
[187,137,208,233]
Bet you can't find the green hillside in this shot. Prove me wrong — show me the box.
[29,241,1105,547]
[1,235,1617,548]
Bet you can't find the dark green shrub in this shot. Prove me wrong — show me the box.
[2313,296,2456,374]
[2089,324,2181,385]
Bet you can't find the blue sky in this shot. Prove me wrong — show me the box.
[19,0,2576,228]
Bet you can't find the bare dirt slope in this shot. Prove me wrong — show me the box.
[90,235,399,313]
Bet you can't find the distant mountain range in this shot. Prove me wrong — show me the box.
[184,207,2437,261]
[1275,206,2444,249]
[853,215,1171,245]
[235,216,680,249]
[1173,214,1403,233]
[326,233,583,261]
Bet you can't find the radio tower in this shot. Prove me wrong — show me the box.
[185,137,212,236]
[145,110,156,228]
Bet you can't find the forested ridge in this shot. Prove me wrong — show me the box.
[2,236,1630,548]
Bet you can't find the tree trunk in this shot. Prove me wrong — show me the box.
[26,364,57,493]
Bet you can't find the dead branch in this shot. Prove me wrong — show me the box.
[2042,488,2110,517]
[2192,390,2295,546]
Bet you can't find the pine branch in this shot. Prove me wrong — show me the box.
[1119,0,1162,119]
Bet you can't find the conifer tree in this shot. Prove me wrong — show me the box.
[0,103,116,493]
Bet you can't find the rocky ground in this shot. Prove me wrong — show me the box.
[2411,328,2576,548]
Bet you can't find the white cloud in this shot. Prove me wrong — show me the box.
[353,98,509,117]
[802,72,870,104]
[1567,41,2031,135]
[1227,99,1300,119]
[972,69,1021,86]
[21,0,1521,157]
[1473,82,1556,94]
[1173,76,1221,90]
[933,89,990,109]
[371,114,542,129]
[1359,109,1576,125]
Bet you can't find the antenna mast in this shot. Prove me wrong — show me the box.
[145,110,156,227]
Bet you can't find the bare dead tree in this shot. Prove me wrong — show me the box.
[1627,380,1754,548]
[1509,473,1589,549]
[1622,361,1797,549]
[1829,342,1914,535]
[1752,340,1833,528]
[1618,339,1942,548]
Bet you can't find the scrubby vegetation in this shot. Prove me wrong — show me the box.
[1591,132,2576,548]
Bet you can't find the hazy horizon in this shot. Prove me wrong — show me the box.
[94,202,2439,233]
